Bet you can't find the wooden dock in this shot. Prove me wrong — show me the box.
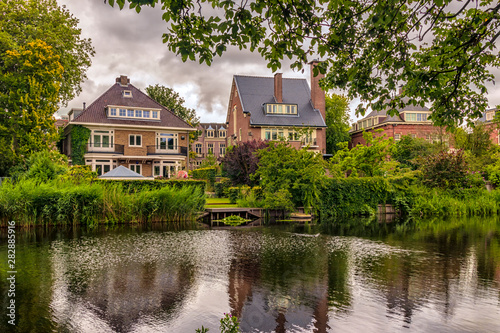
[205,207,262,221]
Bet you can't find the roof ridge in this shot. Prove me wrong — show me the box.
[73,83,117,121]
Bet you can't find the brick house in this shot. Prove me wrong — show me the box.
[191,122,227,167]
[476,108,500,145]
[349,97,446,147]
[62,75,195,177]
[225,61,327,154]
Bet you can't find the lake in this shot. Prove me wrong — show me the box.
[1,216,499,332]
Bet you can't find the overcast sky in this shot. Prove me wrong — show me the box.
[57,0,500,124]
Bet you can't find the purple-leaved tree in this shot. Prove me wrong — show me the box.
[221,140,268,186]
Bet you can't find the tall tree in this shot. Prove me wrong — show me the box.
[109,0,500,127]
[0,0,94,104]
[325,94,351,155]
[0,40,64,175]
[145,84,200,127]
[0,0,94,175]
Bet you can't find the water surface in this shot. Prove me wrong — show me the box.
[1,217,499,332]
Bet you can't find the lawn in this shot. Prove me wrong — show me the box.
[205,197,238,208]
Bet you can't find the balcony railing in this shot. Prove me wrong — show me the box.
[147,145,188,156]
[86,143,124,154]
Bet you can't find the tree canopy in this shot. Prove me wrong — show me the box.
[0,0,94,175]
[145,84,200,126]
[0,0,94,105]
[325,94,351,155]
[109,0,500,127]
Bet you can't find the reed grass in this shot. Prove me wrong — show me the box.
[0,178,205,226]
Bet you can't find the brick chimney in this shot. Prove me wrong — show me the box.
[309,60,325,120]
[274,73,283,103]
[116,75,130,86]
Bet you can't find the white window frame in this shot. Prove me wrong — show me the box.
[219,130,226,138]
[220,144,226,156]
[156,133,178,152]
[129,134,142,147]
[394,134,401,141]
[129,164,142,175]
[265,103,298,115]
[123,90,132,98]
[207,143,214,154]
[107,105,161,120]
[90,129,114,151]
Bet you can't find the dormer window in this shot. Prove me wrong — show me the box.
[123,90,132,98]
[219,129,226,138]
[107,105,161,120]
[206,129,214,138]
[486,111,495,121]
[265,103,297,115]
[405,112,431,122]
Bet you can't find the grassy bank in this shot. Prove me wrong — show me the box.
[0,179,205,226]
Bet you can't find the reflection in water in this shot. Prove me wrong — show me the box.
[0,217,499,332]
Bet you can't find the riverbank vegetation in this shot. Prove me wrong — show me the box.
[0,152,205,226]
[217,123,500,220]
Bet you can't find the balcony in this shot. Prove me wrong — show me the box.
[86,143,124,154]
[147,145,188,156]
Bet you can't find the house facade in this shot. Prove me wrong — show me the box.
[191,122,227,167]
[225,61,327,155]
[349,98,445,147]
[477,108,500,145]
[62,75,195,177]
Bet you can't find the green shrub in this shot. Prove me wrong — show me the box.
[60,165,97,184]
[214,177,231,197]
[421,150,468,189]
[191,166,217,189]
[227,187,240,204]
[319,176,416,217]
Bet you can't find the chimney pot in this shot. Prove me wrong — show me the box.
[274,73,283,103]
[116,75,129,86]
[83,102,86,110]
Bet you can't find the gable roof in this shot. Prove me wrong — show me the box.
[71,77,193,130]
[98,165,145,179]
[233,75,326,128]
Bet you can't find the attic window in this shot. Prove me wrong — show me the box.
[123,90,132,98]
[486,112,495,121]
[265,103,297,115]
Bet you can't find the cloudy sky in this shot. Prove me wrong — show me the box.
[57,1,500,124]
[57,0,324,123]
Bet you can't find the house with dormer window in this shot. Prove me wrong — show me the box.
[62,75,196,177]
[476,108,500,145]
[191,122,227,167]
[225,61,327,155]
[349,96,444,147]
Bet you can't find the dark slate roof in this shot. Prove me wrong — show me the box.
[234,75,326,127]
[98,165,145,179]
[71,79,193,129]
